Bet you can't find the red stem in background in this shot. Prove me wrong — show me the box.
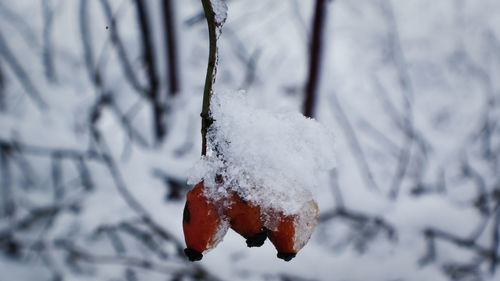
[162,0,180,97]
[303,0,328,118]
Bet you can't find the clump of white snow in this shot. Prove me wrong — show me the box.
[188,91,336,215]
[210,0,228,26]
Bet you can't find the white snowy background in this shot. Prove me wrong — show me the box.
[1,0,500,281]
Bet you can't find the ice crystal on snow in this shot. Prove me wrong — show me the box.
[189,91,336,216]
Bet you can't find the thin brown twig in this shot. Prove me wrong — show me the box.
[200,0,224,156]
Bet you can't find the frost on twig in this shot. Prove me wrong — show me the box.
[200,0,228,155]
[210,0,228,27]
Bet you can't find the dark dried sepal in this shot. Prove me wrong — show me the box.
[184,248,203,261]
[277,252,296,261]
[246,230,267,248]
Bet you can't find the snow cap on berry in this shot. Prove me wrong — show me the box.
[188,91,336,216]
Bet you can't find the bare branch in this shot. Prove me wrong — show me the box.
[491,204,500,273]
[98,225,127,255]
[152,168,189,201]
[0,1,41,52]
[319,207,396,240]
[81,0,149,148]
[0,146,14,218]
[108,97,149,147]
[42,0,57,83]
[99,0,147,95]
[329,92,379,191]
[0,137,102,162]
[74,156,94,191]
[378,0,415,200]
[0,31,47,109]
[423,228,498,262]
[38,248,63,281]
[55,239,223,281]
[134,0,165,142]
[79,0,103,87]
[0,205,61,242]
[358,119,400,157]
[55,239,184,275]
[371,75,431,156]
[223,28,261,90]
[51,153,64,200]
[329,169,344,208]
[118,222,168,259]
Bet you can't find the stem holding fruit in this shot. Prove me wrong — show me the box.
[200,0,219,156]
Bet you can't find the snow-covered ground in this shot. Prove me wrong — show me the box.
[1,0,499,280]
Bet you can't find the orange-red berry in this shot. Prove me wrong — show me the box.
[267,200,318,261]
[182,182,227,261]
[225,192,267,247]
